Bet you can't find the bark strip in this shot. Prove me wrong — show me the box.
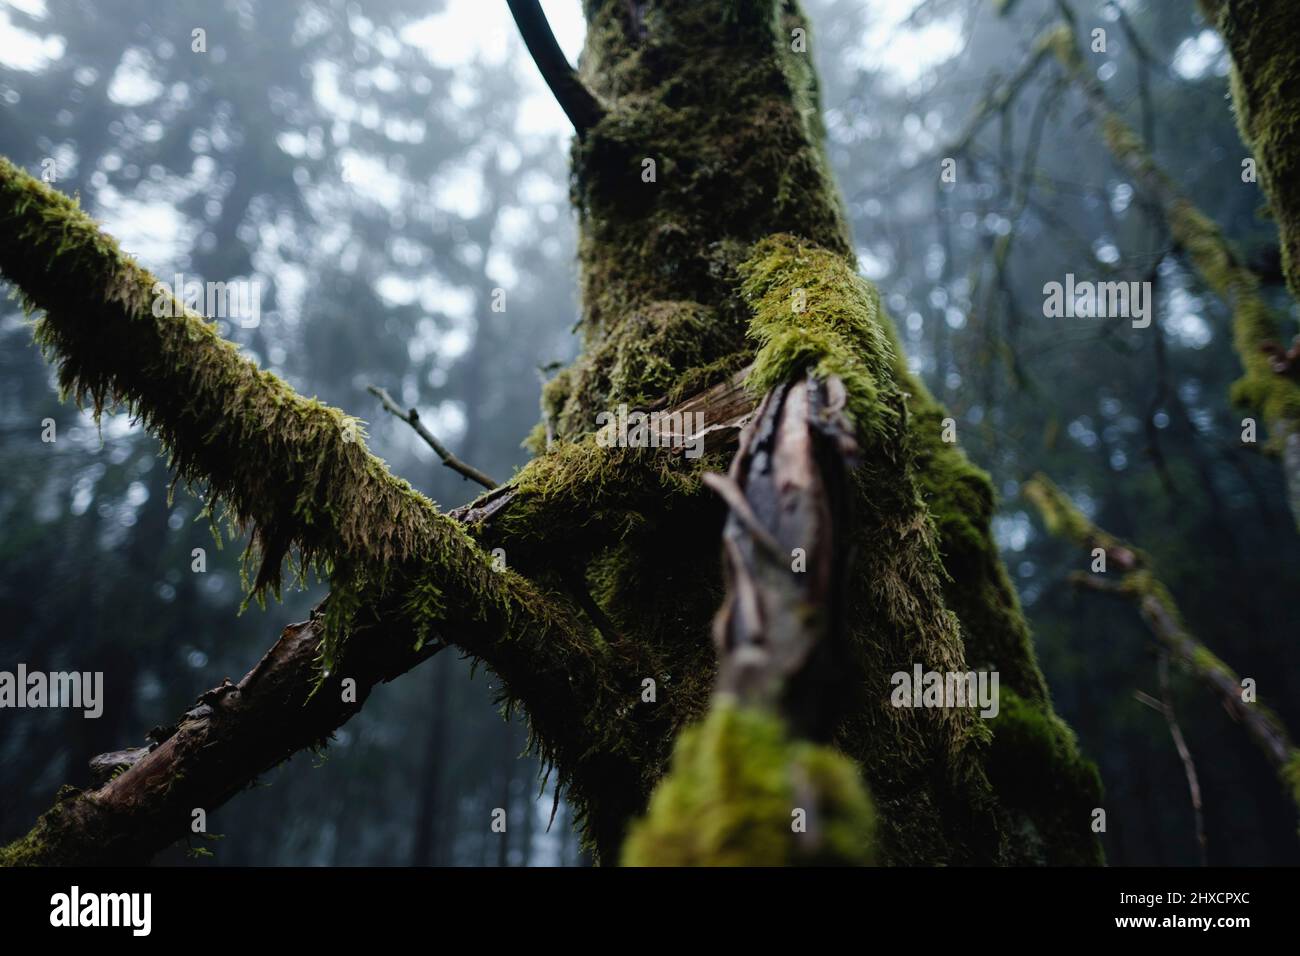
[710,374,857,741]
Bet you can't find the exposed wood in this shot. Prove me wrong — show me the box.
[710,374,857,742]
[451,365,758,533]
[2,362,752,865]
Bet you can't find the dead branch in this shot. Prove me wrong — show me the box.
[367,384,498,489]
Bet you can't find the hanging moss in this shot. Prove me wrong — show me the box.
[0,155,690,862]
[621,702,876,865]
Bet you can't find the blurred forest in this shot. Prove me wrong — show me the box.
[1,0,1297,865]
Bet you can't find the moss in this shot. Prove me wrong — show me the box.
[553,0,851,439]
[730,231,1016,863]
[620,702,876,865]
[0,156,685,863]
[1,2,1102,865]
[907,380,1051,704]
[1191,644,1238,683]
[987,689,1105,866]
[1025,469,1300,820]
[0,786,116,867]
[547,301,744,439]
[0,155,526,672]
[1283,750,1300,813]
[1221,0,1300,304]
[739,234,901,440]
[1022,473,1140,566]
[465,434,726,563]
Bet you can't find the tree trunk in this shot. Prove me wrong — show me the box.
[0,0,1104,866]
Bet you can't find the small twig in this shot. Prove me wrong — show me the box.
[366,385,498,490]
[1156,653,1209,867]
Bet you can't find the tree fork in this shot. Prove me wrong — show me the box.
[2,0,1107,865]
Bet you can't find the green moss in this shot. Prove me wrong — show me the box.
[552,0,851,440]
[987,689,1105,866]
[0,155,689,864]
[1283,750,1300,812]
[546,301,743,439]
[1221,0,1300,304]
[621,702,876,865]
[739,234,900,441]
[0,156,520,671]
[0,3,1105,865]
[1191,644,1238,683]
[907,387,1051,703]
[1021,473,1141,566]
[730,232,1017,863]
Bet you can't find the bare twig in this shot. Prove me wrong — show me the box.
[367,385,498,490]
[505,0,604,135]
[1156,653,1209,866]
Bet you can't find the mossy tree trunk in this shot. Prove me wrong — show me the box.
[0,0,1101,866]
[1214,0,1300,305]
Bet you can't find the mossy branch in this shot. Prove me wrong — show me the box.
[1045,23,1300,531]
[0,154,454,597]
[0,154,672,863]
[1216,1,1300,304]
[1024,473,1300,816]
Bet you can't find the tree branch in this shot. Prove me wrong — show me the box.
[367,384,498,489]
[1044,24,1300,531]
[0,156,665,864]
[450,365,756,568]
[1156,653,1209,866]
[0,155,462,593]
[505,0,604,135]
[1025,473,1300,816]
